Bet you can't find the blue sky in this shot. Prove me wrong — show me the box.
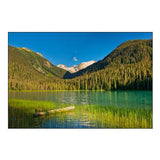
[8,32,152,66]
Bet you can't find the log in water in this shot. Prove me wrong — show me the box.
[33,106,75,117]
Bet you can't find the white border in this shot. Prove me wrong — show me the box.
[0,0,160,160]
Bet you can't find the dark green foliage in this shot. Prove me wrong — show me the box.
[8,39,152,91]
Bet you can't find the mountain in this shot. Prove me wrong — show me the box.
[63,39,152,90]
[57,64,76,73]
[8,46,67,90]
[8,39,152,90]
[64,39,152,79]
[57,60,96,73]
[75,60,96,72]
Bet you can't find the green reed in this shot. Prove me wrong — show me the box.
[8,99,152,128]
[8,99,70,114]
[74,105,152,128]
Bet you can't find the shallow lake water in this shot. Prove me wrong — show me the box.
[8,91,152,128]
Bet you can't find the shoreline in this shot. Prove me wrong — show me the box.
[8,89,152,92]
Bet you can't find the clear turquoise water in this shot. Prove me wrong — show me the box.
[9,91,152,109]
[8,91,152,128]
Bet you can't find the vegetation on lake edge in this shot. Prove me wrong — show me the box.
[8,99,70,114]
[9,99,152,128]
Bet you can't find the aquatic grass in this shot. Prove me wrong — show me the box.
[9,90,106,92]
[73,104,152,128]
[8,99,71,114]
[8,99,152,128]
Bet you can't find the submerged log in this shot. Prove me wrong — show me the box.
[33,106,75,117]
[48,106,75,114]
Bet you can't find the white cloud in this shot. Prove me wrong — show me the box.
[73,57,78,61]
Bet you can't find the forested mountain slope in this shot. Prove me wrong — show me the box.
[8,39,152,90]
[8,46,67,90]
[64,39,152,79]
[64,39,152,90]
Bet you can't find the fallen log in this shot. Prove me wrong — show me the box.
[48,106,75,114]
[33,106,75,117]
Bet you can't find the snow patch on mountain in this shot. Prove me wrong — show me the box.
[57,60,96,73]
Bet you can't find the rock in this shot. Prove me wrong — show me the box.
[36,52,43,57]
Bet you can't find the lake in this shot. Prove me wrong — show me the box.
[8,91,152,128]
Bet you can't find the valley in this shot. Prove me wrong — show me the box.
[8,39,152,91]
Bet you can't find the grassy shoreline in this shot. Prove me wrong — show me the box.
[8,99,152,128]
[8,89,152,92]
[8,89,106,92]
[8,99,70,114]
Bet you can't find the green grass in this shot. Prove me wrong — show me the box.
[8,99,70,114]
[8,99,152,128]
[74,105,152,128]
[8,90,106,92]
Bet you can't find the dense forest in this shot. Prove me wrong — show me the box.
[8,39,152,91]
